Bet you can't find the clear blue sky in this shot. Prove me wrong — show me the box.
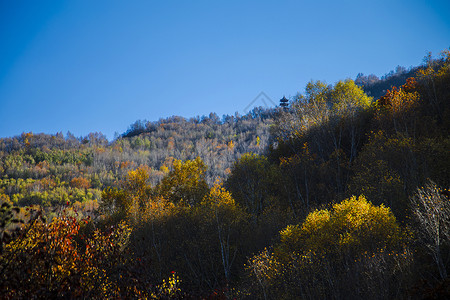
[1,0,449,140]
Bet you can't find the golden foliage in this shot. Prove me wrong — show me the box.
[201,183,235,208]
[276,195,404,259]
[157,157,209,206]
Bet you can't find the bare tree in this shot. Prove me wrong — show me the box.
[410,180,450,280]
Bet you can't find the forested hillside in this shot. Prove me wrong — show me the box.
[0,108,273,208]
[1,51,449,299]
[355,64,419,100]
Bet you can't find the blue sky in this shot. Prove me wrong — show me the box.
[1,0,449,140]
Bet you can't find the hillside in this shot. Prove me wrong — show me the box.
[1,52,449,299]
[356,65,419,99]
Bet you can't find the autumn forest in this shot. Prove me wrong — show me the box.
[1,51,450,299]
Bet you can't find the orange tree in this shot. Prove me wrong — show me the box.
[0,209,135,298]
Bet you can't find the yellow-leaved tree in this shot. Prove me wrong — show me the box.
[278,195,402,257]
[246,195,411,299]
[199,183,248,283]
[100,165,152,220]
[157,157,209,206]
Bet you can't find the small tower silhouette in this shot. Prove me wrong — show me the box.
[279,96,289,108]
